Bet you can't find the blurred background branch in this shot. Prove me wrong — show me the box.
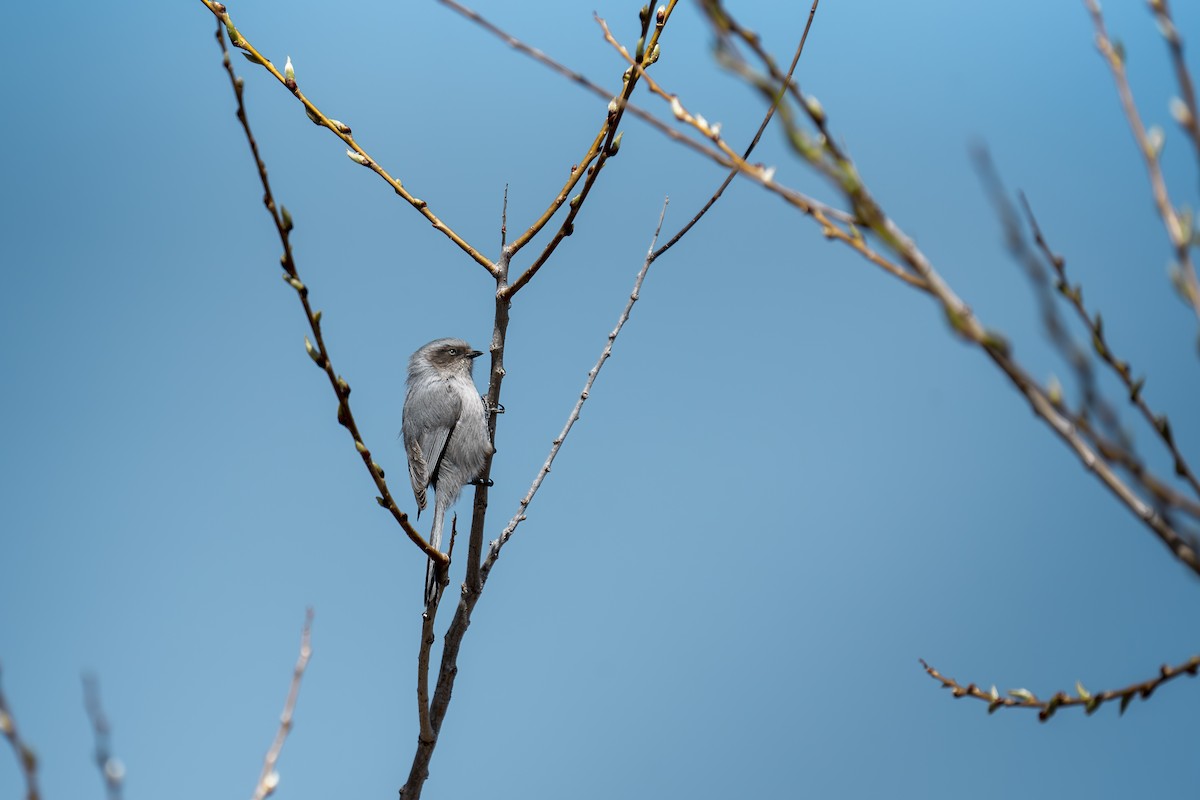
[0,665,39,800]
[82,675,123,800]
[250,609,313,800]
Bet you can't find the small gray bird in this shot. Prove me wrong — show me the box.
[401,338,494,604]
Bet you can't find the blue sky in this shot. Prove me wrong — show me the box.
[2,1,1199,797]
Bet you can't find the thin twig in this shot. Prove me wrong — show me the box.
[1019,192,1200,505]
[437,0,728,168]
[972,148,1122,442]
[654,0,821,260]
[596,15,927,291]
[209,16,446,567]
[649,0,1200,576]
[975,157,1200,517]
[199,0,496,275]
[485,199,669,578]
[82,676,123,800]
[920,654,1200,721]
[1083,0,1200,322]
[1146,0,1200,170]
[970,148,1197,523]
[504,2,679,296]
[251,609,314,800]
[0,664,39,800]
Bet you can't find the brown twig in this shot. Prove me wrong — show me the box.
[972,150,1200,524]
[82,676,123,800]
[503,2,670,259]
[653,1,821,260]
[251,609,314,800]
[210,16,446,568]
[437,0,728,169]
[199,0,496,276]
[920,654,1200,721]
[1083,0,1200,322]
[596,16,927,291]
[503,2,679,296]
[647,0,1200,577]
[1018,192,1200,505]
[1146,0,1200,170]
[0,664,39,800]
[487,7,820,570]
[974,147,1125,445]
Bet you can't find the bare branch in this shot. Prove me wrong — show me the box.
[1018,191,1200,506]
[504,2,679,295]
[251,609,314,800]
[596,15,927,291]
[627,0,1200,576]
[974,150,1200,526]
[198,0,496,275]
[209,16,447,567]
[920,654,1200,721]
[437,0,729,168]
[0,664,39,800]
[485,199,669,577]
[1145,0,1200,171]
[1083,0,1200,322]
[82,676,124,800]
[655,0,822,260]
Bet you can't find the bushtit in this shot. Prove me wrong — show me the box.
[401,338,494,604]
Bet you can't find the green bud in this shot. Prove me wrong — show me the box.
[608,131,624,156]
[304,337,323,366]
[1169,97,1193,129]
[1146,125,1164,158]
[804,95,826,124]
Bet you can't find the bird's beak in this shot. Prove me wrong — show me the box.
[468,350,484,359]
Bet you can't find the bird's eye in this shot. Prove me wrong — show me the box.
[448,347,458,355]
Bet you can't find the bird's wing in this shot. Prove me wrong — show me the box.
[403,383,463,511]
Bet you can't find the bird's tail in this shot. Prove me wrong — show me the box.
[425,503,446,605]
